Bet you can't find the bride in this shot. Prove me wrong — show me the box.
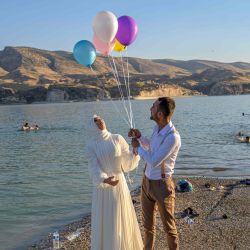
[85,115,143,250]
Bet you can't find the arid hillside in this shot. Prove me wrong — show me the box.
[0,46,250,103]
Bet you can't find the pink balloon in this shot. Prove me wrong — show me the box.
[93,35,115,55]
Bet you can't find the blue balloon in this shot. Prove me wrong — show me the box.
[73,40,96,67]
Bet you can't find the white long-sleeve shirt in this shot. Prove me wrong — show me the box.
[138,121,181,180]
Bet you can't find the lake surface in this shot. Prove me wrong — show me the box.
[0,95,250,249]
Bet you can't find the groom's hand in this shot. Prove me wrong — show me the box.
[131,138,140,148]
[103,176,119,186]
[128,129,141,139]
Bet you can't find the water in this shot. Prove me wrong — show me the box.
[0,95,250,249]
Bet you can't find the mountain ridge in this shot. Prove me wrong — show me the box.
[0,46,250,103]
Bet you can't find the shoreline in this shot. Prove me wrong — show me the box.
[2,93,250,106]
[28,176,250,250]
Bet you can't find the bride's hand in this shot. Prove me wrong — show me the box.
[128,129,141,139]
[103,176,119,186]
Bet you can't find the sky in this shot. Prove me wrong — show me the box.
[1,0,250,62]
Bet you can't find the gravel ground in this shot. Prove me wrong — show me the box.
[28,177,250,250]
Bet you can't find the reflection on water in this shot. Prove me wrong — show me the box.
[0,95,250,249]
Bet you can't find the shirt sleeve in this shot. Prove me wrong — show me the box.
[86,144,108,187]
[118,135,140,173]
[138,136,150,150]
[138,134,179,168]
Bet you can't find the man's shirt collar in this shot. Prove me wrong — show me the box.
[154,121,173,136]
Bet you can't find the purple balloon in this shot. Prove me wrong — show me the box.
[115,16,138,46]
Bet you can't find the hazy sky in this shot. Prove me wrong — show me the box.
[1,0,250,62]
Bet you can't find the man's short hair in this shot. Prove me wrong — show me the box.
[158,97,176,118]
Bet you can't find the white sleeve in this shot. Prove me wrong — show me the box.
[119,135,140,173]
[138,136,150,150]
[86,145,108,186]
[138,134,180,167]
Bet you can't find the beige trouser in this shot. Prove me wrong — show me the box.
[141,175,179,250]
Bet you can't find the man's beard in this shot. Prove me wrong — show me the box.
[150,114,160,122]
[150,114,156,121]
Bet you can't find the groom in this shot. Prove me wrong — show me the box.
[129,97,181,250]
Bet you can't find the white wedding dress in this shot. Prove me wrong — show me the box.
[86,117,143,250]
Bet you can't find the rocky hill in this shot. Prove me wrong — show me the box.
[0,46,250,103]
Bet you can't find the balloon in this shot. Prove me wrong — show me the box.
[73,40,96,67]
[93,35,115,55]
[116,16,138,46]
[92,11,118,43]
[113,39,126,53]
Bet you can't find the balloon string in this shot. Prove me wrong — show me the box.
[120,51,133,128]
[111,52,137,187]
[90,65,130,127]
[107,56,128,118]
[108,55,132,128]
[109,55,131,124]
[120,52,132,127]
[119,53,129,104]
[124,49,139,187]
[121,51,135,128]
[108,53,138,186]
[126,51,135,128]
[111,55,133,128]
[116,53,131,127]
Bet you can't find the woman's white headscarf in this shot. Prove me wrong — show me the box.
[85,114,111,142]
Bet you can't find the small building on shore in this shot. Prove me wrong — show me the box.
[46,89,69,102]
[97,89,111,100]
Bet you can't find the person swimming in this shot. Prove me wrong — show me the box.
[238,131,244,136]
[237,135,250,143]
[30,125,39,131]
[21,122,30,131]
[21,123,39,131]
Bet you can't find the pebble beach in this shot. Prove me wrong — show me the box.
[28,177,250,250]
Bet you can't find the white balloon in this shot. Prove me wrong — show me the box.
[92,11,118,43]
